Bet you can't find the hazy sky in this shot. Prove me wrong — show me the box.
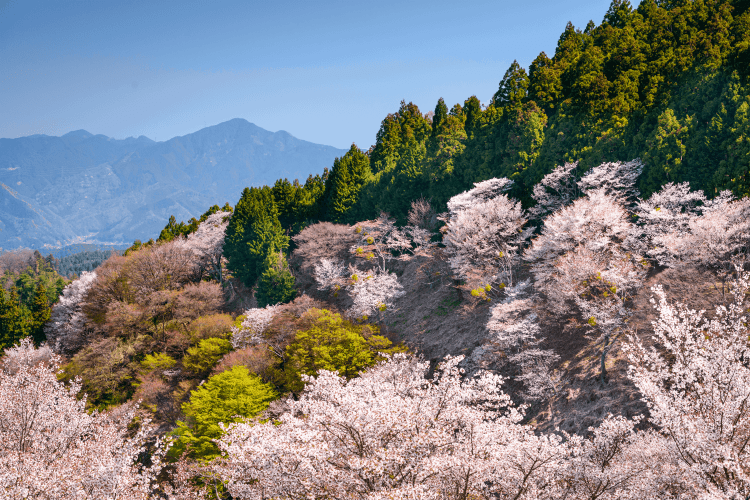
[1,0,624,149]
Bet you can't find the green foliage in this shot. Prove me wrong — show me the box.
[0,287,31,351]
[283,308,405,393]
[271,178,298,230]
[141,352,177,372]
[255,251,297,308]
[29,282,50,345]
[224,186,289,287]
[59,336,146,410]
[357,101,432,221]
[321,144,372,223]
[493,60,530,109]
[0,252,66,349]
[183,338,233,376]
[170,365,277,461]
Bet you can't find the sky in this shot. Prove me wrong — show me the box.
[0,0,626,150]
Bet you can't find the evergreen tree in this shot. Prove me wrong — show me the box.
[492,60,530,109]
[272,178,298,230]
[431,97,449,139]
[29,282,50,346]
[0,291,9,350]
[528,52,561,112]
[462,95,483,139]
[322,144,372,223]
[255,251,297,308]
[0,287,29,350]
[224,186,289,287]
[603,0,633,28]
[369,114,402,174]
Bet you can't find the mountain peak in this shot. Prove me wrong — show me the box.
[62,130,93,139]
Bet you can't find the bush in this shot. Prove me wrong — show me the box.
[170,365,277,461]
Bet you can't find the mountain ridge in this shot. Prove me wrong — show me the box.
[0,119,346,251]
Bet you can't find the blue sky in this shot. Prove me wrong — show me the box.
[1,0,624,149]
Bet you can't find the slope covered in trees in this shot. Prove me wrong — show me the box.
[317,0,750,224]
[3,0,750,497]
[0,250,67,349]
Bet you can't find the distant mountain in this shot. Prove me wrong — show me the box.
[0,119,346,250]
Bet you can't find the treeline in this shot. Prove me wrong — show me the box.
[0,250,68,349]
[155,0,750,293]
[58,249,122,278]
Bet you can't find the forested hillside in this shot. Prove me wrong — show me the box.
[3,0,750,498]
[339,0,750,223]
[0,250,67,349]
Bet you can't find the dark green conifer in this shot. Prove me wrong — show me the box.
[30,282,50,346]
[255,251,297,308]
[224,186,289,287]
[431,98,449,139]
[272,178,298,230]
[492,61,530,109]
[462,96,482,139]
[322,144,372,223]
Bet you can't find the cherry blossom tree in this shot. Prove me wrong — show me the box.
[313,257,405,320]
[530,161,582,218]
[212,354,569,500]
[185,211,231,283]
[44,270,97,355]
[348,269,405,319]
[668,194,750,294]
[351,212,433,274]
[311,216,410,320]
[445,177,514,215]
[559,415,686,498]
[525,189,638,309]
[313,258,348,293]
[486,280,559,401]
[576,159,644,206]
[525,189,646,381]
[530,159,643,220]
[230,304,281,353]
[632,182,708,266]
[442,177,531,289]
[0,339,164,499]
[625,268,750,497]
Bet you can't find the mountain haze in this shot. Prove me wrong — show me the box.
[0,119,346,250]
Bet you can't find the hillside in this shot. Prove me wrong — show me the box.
[3,0,750,498]
[0,119,346,250]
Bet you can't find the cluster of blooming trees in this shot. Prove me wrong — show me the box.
[6,155,750,498]
[311,211,440,319]
[172,268,750,499]
[0,339,163,499]
[9,263,750,498]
